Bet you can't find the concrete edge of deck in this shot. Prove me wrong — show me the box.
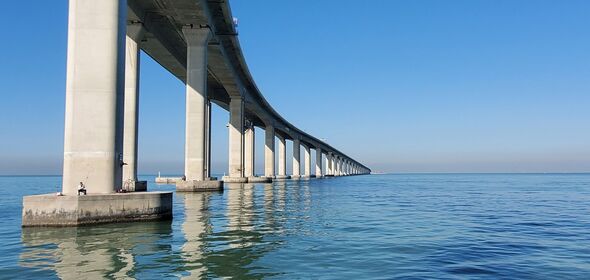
[22,192,173,227]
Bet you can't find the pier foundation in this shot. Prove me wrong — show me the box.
[22,192,172,227]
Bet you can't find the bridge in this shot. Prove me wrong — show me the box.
[22,0,370,226]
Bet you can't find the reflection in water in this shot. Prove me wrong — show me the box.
[179,192,212,279]
[17,180,312,279]
[21,221,172,279]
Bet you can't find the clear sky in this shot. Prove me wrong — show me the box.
[0,0,589,175]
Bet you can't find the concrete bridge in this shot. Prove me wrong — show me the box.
[22,0,370,226]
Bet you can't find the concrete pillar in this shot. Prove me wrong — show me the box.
[244,122,255,177]
[304,145,311,177]
[62,0,127,195]
[182,26,211,181]
[227,97,244,179]
[264,125,275,178]
[205,100,212,178]
[326,153,333,175]
[277,136,288,178]
[292,139,301,178]
[122,23,143,185]
[336,157,341,176]
[315,148,323,177]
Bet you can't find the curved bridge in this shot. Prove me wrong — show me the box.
[62,0,370,194]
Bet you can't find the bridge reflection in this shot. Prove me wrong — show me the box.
[19,181,314,278]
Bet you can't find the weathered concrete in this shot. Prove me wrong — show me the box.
[315,148,323,178]
[304,145,311,177]
[222,176,248,183]
[22,192,172,227]
[176,180,223,192]
[274,175,291,180]
[155,177,181,184]
[264,125,275,178]
[62,0,127,195]
[292,139,301,178]
[123,180,147,192]
[247,176,272,183]
[278,136,287,177]
[244,123,255,177]
[183,26,211,182]
[122,23,144,186]
[228,97,245,179]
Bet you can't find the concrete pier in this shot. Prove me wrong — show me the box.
[315,148,323,178]
[22,192,172,227]
[292,139,301,179]
[177,26,222,191]
[303,145,311,178]
[264,125,275,179]
[244,122,255,178]
[122,22,147,192]
[22,0,173,227]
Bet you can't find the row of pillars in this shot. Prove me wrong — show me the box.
[236,122,369,179]
[60,0,368,194]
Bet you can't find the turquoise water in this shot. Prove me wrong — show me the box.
[2,174,590,279]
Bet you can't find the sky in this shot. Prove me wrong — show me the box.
[0,0,589,175]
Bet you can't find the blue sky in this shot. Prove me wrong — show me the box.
[0,0,589,175]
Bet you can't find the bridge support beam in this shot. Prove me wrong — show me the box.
[122,23,147,192]
[264,125,275,179]
[275,136,290,180]
[292,139,301,179]
[244,122,255,178]
[22,0,172,226]
[303,145,312,178]
[315,148,323,178]
[325,153,332,176]
[223,97,247,183]
[177,26,222,191]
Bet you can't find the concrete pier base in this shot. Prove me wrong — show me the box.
[222,176,248,183]
[155,177,182,184]
[124,180,147,192]
[274,175,291,180]
[291,175,301,180]
[247,176,272,183]
[176,180,223,192]
[22,192,172,227]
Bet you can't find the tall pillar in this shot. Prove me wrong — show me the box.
[336,157,341,176]
[264,125,275,178]
[183,26,211,182]
[205,100,212,178]
[292,139,301,178]
[277,136,289,179]
[303,145,311,177]
[122,23,143,186]
[326,153,333,176]
[244,121,255,177]
[226,97,245,181]
[315,148,323,177]
[62,0,127,195]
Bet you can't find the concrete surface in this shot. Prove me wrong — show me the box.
[176,180,223,192]
[22,192,172,227]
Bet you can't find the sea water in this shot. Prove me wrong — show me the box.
[1,173,590,279]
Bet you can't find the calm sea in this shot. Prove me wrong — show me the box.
[1,174,590,279]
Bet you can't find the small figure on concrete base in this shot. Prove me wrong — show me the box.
[77,182,87,196]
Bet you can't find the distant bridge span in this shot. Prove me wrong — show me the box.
[21,0,371,227]
[66,0,371,194]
